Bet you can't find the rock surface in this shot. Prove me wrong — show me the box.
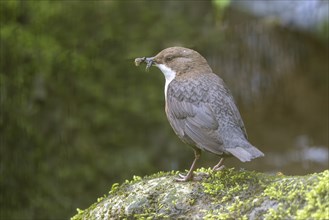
[71,168,329,219]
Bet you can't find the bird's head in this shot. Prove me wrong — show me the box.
[137,47,212,79]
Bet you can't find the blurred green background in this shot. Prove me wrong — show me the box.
[0,1,328,219]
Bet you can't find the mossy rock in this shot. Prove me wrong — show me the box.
[71,168,329,219]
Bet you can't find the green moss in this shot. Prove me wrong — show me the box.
[201,168,269,218]
[200,169,329,219]
[296,170,329,219]
[263,170,329,219]
[71,169,329,220]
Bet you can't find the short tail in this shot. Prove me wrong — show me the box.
[226,142,264,162]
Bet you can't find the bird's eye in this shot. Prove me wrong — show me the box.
[165,56,173,62]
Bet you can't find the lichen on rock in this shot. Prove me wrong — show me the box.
[71,169,329,219]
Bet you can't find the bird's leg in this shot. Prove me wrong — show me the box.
[175,149,201,182]
[212,158,225,171]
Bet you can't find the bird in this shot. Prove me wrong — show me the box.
[135,47,264,182]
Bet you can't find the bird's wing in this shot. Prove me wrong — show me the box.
[166,78,224,155]
[219,81,248,139]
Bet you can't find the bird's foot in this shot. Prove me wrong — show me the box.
[212,165,225,172]
[212,158,225,172]
[175,173,193,182]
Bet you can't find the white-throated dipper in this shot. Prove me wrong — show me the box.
[135,47,264,182]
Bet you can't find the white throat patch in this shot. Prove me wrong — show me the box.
[156,64,176,100]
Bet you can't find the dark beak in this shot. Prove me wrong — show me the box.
[145,57,154,71]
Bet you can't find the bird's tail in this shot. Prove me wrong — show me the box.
[226,141,264,162]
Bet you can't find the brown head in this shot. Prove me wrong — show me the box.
[146,47,213,78]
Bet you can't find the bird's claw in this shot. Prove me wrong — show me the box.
[212,165,225,172]
[175,173,193,182]
[178,173,186,178]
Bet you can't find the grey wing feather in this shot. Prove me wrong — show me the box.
[166,93,223,155]
[215,78,247,138]
[226,89,248,138]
